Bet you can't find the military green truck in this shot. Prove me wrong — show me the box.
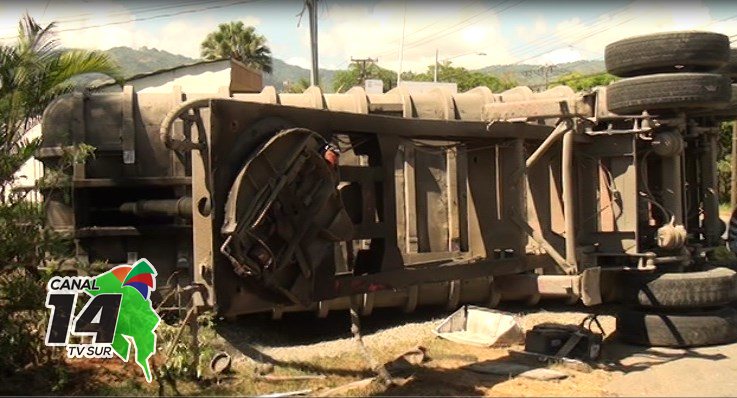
[39,31,737,347]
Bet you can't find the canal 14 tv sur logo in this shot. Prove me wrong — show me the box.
[44,259,161,382]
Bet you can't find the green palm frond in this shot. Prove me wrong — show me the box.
[0,14,122,178]
[200,20,272,73]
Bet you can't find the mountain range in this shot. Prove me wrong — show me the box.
[101,46,606,92]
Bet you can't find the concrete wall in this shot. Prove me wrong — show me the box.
[100,60,232,94]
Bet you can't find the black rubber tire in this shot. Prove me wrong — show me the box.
[620,267,737,309]
[605,31,729,77]
[606,73,732,114]
[617,307,737,347]
[730,207,737,254]
[690,84,737,119]
[717,48,737,81]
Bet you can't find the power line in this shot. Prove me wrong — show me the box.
[504,1,634,62]
[511,13,639,65]
[374,0,523,60]
[0,0,237,35]
[0,0,266,40]
[350,57,378,85]
[379,0,485,49]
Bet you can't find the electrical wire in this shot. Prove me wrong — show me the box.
[504,1,632,61]
[373,0,523,60]
[0,0,266,40]
[0,0,238,35]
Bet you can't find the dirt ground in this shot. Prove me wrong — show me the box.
[213,301,737,397]
[10,300,737,396]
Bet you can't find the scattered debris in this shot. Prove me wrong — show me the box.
[256,374,327,382]
[384,346,429,374]
[315,377,377,397]
[254,362,276,375]
[349,296,393,385]
[509,349,593,373]
[256,388,313,397]
[465,361,532,376]
[524,317,603,361]
[465,361,568,381]
[431,353,478,363]
[209,352,232,375]
[434,305,525,347]
[518,368,568,381]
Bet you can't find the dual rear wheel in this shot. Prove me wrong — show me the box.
[604,31,737,347]
[616,267,737,347]
[605,31,736,117]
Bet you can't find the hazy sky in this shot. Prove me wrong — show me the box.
[1,0,736,73]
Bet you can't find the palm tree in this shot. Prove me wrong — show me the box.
[0,14,121,188]
[200,21,273,73]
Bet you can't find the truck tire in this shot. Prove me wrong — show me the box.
[717,48,737,81]
[617,307,737,347]
[690,84,737,119]
[606,73,732,114]
[620,267,737,309]
[730,207,737,254]
[605,31,730,77]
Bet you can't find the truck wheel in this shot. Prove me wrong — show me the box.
[717,48,737,82]
[605,31,729,77]
[606,73,731,114]
[730,207,737,254]
[616,307,737,347]
[620,267,737,309]
[690,84,737,119]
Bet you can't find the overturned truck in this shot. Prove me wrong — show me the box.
[40,31,737,347]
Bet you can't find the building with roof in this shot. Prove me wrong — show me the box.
[97,58,263,94]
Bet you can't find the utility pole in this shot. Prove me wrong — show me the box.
[539,64,555,90]
[306,0,319,86]
[350,57,377,86]
[396,1,407,86]
[434,49,439,82]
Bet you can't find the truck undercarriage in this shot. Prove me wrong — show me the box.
[39,31,737,347]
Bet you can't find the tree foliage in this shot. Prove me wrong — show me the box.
[333,62,398,93]
[717,122,733,205]
[333,60,516,93]
[0,14,119,380]
[0,15,120,190]
[284,77,311,93]
[200,21,273,73]
[402,61,517,92]
[552,71,618,91]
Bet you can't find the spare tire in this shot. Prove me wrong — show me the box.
[617,307,737,347]
[606,73,731,114]
[605,31,729,77]
[620,267,737,309]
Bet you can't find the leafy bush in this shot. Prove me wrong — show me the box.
[0,13,119,386]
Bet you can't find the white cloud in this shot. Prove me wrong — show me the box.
[318,0,516,73]
[515,16,548,43]
[523,0,737,64]
[536,47,582,65]
[0,2,260,59]
[3,0,737,71]
[285,56,310,69]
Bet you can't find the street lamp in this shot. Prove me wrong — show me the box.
[434,50,487,82]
